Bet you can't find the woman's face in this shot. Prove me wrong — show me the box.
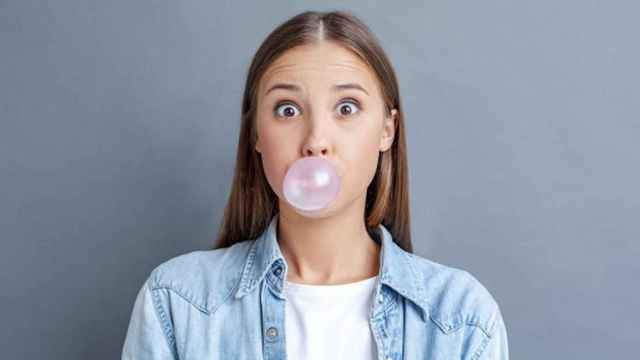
[255,41,397,217]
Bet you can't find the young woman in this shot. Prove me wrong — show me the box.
[122,10,509,360]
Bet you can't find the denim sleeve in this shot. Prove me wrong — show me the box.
[121,276,179,360]
[482,311,509,360]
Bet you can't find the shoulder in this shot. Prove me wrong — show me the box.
[405,251,503,338]
[145,239,254,314]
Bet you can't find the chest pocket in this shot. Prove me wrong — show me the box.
[428,311,465,334]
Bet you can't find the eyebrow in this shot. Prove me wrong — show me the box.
[264,83,370,96]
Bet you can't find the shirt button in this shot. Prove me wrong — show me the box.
[266,326,278,338]
[274,267,282,276]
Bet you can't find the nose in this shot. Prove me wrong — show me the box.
[302,141,329,157]
[301,115,330,157]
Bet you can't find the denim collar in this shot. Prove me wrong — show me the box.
[233,212,429,322]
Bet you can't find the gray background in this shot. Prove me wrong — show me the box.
[1,0,638,359]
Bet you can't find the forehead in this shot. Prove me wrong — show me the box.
[259,41,379,94]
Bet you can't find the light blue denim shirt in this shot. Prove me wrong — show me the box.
[122,213,509,359]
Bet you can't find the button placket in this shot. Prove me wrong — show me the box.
[260,278,287,359]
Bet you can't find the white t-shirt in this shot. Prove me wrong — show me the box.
[284,275,379,360]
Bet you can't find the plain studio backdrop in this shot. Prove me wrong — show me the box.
[1,1,638,359]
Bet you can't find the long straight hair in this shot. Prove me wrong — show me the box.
[212,10,413,253]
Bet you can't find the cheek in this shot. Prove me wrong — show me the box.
[255,118,299,198]
[259,146,288,198]
[342,132,382,193]
[256,133,297,199]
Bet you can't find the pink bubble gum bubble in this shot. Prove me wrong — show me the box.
[283,156,341,214]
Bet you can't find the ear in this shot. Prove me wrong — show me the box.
[379,108,397,152]
[254,133,261,153]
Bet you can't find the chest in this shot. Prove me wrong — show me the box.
[174,281,485,360]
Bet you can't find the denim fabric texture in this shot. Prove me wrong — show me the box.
[122,212,508,359]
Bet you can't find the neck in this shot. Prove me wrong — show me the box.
[276,194,381,285]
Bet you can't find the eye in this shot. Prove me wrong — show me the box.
[274,102,301,118]
[273,99,361,119]
[337,99,360,117]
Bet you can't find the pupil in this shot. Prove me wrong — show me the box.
[341,105,351,115]
[285,107,294,116]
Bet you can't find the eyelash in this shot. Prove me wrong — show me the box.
[273,98,361,118]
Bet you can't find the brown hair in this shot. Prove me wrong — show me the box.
[212,10,413,253]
